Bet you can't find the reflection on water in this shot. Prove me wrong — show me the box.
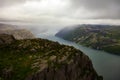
[37,33,120,80]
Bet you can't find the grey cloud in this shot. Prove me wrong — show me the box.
[70,0,120,19]
[71,0,120,10]
[0,0,41,7]
[0,0,120,20]
[0,0,25,7]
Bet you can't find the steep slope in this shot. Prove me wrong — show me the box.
[0,34,102,80]
[56,24,120,54]
[0,23,35,39]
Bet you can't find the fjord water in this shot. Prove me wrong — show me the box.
[37,33,120,80]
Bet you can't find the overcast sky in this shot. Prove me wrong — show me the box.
[0,0,120,25]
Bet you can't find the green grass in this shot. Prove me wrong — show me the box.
[57,25,120,54]
[0,38,83,80]
[102,45,120,54]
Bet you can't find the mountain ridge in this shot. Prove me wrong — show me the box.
[56,24,120,55]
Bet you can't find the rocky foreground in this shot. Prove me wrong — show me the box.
[0,34,102,80]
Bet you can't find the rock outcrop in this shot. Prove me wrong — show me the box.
[26,54,101,80]
[0,29,35,40]
[0,23,35,40]
[0,34,15,44]
[0,35,102,80]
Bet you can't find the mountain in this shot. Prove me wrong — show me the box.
[0,23,17,30]
[0,29,35,40]
[56,24,120,55]
[0,23,35,39]
[0,34,102,80]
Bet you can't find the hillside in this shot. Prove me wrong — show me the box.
[0,23,35,40]
[0,34,102,80]
[56,24,120,55]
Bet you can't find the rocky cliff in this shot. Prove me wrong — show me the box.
[0,34,15,44]
[0,23,35,40]
[0,29,35,40]
[0,34,102,80]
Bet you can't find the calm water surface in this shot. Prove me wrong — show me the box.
[37,33,120,80]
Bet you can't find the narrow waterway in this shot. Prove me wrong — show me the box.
[37,33,120,80]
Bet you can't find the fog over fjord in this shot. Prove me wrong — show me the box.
[0,0,120,35]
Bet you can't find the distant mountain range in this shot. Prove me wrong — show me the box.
[0,23,17,30]
[56,24,120,55]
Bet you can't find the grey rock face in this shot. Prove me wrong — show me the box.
[0,34,15,44]
[0,23,35,40]
[26,53,102,80]
[0,29,35,40]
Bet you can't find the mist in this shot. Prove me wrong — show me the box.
[0,0,120,37]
